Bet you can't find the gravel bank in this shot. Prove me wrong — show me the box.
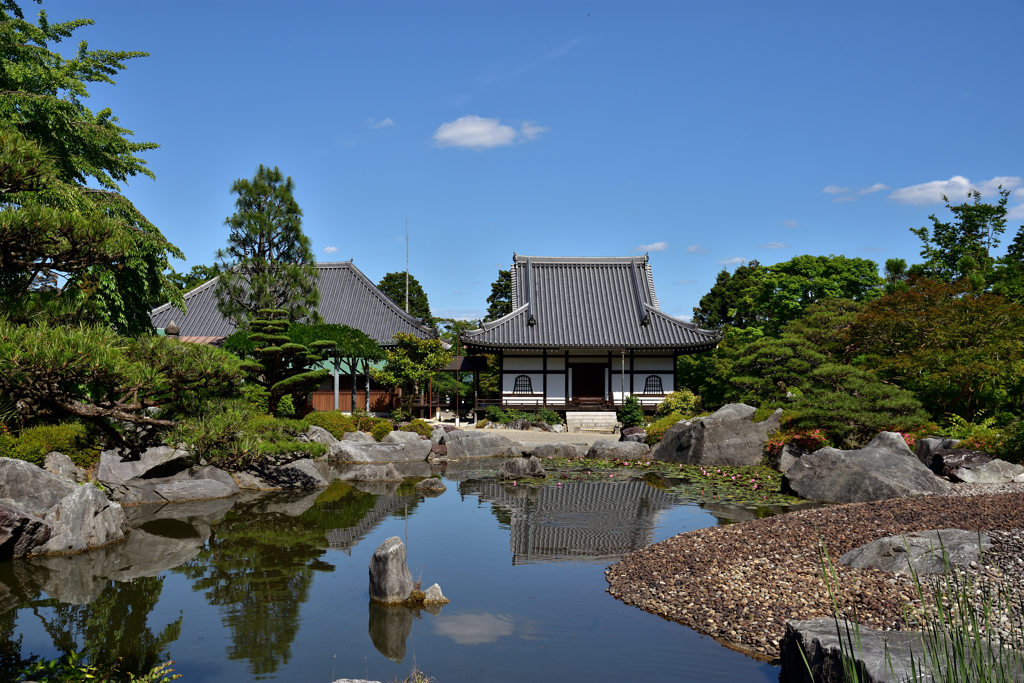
[606,488,1024,662]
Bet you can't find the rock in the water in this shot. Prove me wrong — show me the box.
[423,583,449,604]
[443,431,515,458]
[369,536,413,604]
[329,441,430,463]
[343,431,375,443]
[0,457,76,518]
[782,432,950,503]
[109,478,239,505]
[342,463,403,482]
[531,443,588,460]
[496,456,547,480]
[774,443,806,473]
[780,617,928,683]
[33,484,130,556]
[384,431,423,445]
[650,403,781,466]
[301,425,338,445]
[44,452,86,483]
[839,529,992,575]
[928,448,992,477]
[951,458,1024,484]
[586,440,650,461]
[414,477,446,492]
[914,436,960,466]
[98,445,192,485]
[261,459,330,488]
[233,471,270,490]
[0,503,51,559]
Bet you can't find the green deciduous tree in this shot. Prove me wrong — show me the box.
[372,332,452,416]
[0,5,183,332]
[485,269,512,321]
[287,323,383,412]
[691,260,764,330]
[215,166,319,327]
[377,271,431,323]
[165,263,217,293]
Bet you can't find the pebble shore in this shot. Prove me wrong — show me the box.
[606,483,1024,662]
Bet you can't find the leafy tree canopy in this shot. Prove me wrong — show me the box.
[377,271,431,323]
[691,260,764,330]
[372,332,452,415]
[215,165,320,327]
[484,269,512,321]
[166,263,218,293]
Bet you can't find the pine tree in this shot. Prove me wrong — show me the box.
[377,271,431,322]
[215,165,320,327]
[485,269,512,321]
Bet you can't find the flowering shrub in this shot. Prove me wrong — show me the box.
[654,390,701,417]
[762,428,832,466]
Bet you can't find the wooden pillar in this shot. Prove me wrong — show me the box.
[542,349,548,407]
[333,355,340,411]
[364,359,371,411]
[629,349,635,398]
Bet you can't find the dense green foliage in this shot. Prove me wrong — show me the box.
[214,165,319,326]
[484,269,512,321]
[303,410,389,439]
[370,420,393,442]
[654,390,701,417]
[484,406,562,426]
[0,421,98,467]
[377,271,431,322]
[373,333,452,416]
[617,396,645,428]
[165,264,217,293]
[17,652,180,683]
[400,418,433,437]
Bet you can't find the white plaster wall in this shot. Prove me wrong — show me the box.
[502,373,543,393]
[546,357,566,370]
[547,374,566,400]
[503,356,544,371]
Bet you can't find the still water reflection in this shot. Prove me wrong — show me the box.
[0,474,781,682]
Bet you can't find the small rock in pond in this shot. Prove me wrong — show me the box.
[497,455,546,480]
[423,583,449,604]
[369,536,413,604]
[414,478,446,492]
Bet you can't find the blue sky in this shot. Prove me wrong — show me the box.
[40,0,1024,320]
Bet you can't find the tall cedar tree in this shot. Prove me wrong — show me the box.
[377,271,431,322]
[215,166,320,327]
[485,269,512,321]
[0,4,183,332]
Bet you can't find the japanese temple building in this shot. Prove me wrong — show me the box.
[460,254,720,413]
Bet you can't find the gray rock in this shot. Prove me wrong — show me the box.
[430,428,447,445]
[507,418,532,431]
[586,440,651,461]
[191,466,241,492]
[367,602,413,664]
[110,478,239,505]
[329,441,429,463]
[262,459,330,488]
[423,583,448,604]
[620,432,647,444]
[549,424,565,433]
[775,443,806,473]
[780,617,929,683]
[342,463,403,482]
[650,403,781,466]
[302,425,339,445]
[782,432,951,503]
[531,443,588,460]
[233,471,271,490]
[928,448,992,477]
[414,477,446,492]
[951,458,1024,484]
[98,445,193,485]
[32,484,130,556]
[0,503,51,559]
[443,431,516,458]
[369,536,413,604]
[840,529,992,575]
[384,431,423,445]
[343,431,375,443]
[915,436,961,466]
[0,457,76,518]
[496,456,547,480]
[44,452,85,483]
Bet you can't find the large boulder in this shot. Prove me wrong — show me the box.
[774,443,806,473]
[257,459,330,489]
[0,503,51,559]
[619,427,647,444]
[44,452,86,483]
[913,436,960,466]
[299,425,338,446]
[341,463,403,482]
[496,456,546,480]
[98,445,192,484]
[369,536,413,604]
[650,403,782,466]
[414,477,446,494]
[840,529,992,575]
[782,432,951,503]
[441,431,516,459]
[780,617,927,683]
[110,478,239,505]
[343,431,375,443]
[928,448,992,477]
[586,440,650,461]
[531,443,588,460]
[32,484,130,556]
[950,458,1024,484]
[383,431,423,445]
[329,441,430,463]
[0,457,76,517]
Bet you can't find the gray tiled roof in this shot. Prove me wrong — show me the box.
[150,261,436,344]
[461,254,720,351]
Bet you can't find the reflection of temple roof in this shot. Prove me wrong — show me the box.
[324,492,418,551]
[462,480,681,564]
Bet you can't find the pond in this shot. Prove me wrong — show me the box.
[0,461,795,682]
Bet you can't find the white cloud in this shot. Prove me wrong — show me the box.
[323,246,338,254]
[633,242,669,252]
[822,185,850,194]
[520,121,548,140]
[434,613,514,645]
[889,175,1024,205]
[433,308,484,320]
[719,257,747,266]
[1008,204,1024,220]
[781,219,800,228]
[758,242,790,249]
[367,117,395,128]
[859,183,889,194]
[687,244,709,254]
[433,115,523,149]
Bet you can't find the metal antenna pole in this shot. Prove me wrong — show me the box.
[405,218,409,314]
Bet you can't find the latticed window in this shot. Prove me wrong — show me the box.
[513,375,533,394]
[644,375,663,394]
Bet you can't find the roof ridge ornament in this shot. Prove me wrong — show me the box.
[526,257,537,326]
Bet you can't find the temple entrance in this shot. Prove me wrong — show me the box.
[571,364,605,399]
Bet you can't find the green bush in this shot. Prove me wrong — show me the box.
[532,408,563,425]
[303,411,356,438]
[371,420,393,442]
[0,422,100,467]
[477,418,490,429]
[655,390,701,417]
[400,419,433,437]
[617,396,645,428]
[995,421,1024,463]
[645,412,687,445]
[484,406,562,425]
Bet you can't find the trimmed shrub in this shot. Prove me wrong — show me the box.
[532,408,563,426]
[304,411,356,439]
[645,412,686,445]
[0,422,100,467]
[617,396,645,429]
[655,390,701,417]
[476,419,490,429]
[401,419,433,437]
[371,420,393,442]
[763,428,832,465]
